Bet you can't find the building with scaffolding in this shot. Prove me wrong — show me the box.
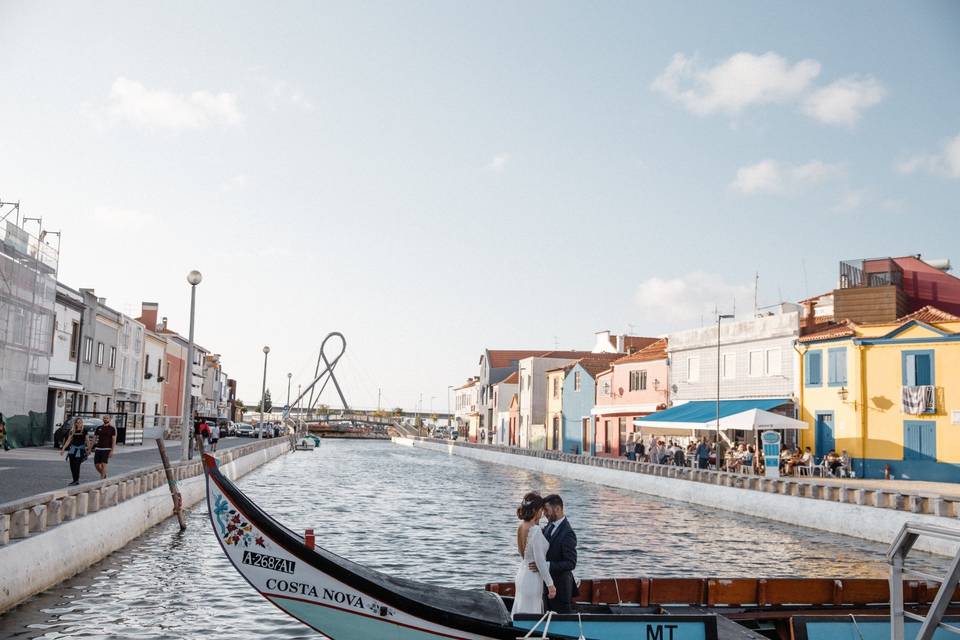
[0,217,59,447]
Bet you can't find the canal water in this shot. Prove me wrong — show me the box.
[0,440,940,639]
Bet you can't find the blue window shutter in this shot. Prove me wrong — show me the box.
[807,351,822,386]
[827,352,837,385]
[904,354,916,386]
[915,353,932,386]
[922,423,937,460]
[904,422,921,460]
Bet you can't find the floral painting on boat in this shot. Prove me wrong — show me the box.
[214,493,267,548]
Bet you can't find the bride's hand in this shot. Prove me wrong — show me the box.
[547,585,557,599]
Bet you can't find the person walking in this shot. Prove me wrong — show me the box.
[0,414,8,451]
[60,417,90,485]
[695,438,710,470]
[209,422,220,452]
[93,415,117,480]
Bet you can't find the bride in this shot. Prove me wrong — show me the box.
[511,492,556,617]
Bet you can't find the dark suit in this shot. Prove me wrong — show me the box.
[542,518,578,613]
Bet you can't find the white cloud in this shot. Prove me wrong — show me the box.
[635,271,754,324]
[91,206,156,230]
[651,52,821,115]
[832,189,867,212]
[802,76,885,126]
[897,133,960,179]
[107,76,243,130]
[730,159,843,195]
[270,81,315,112]
[488,152,510,173]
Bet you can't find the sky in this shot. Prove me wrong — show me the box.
[1,1,958,413]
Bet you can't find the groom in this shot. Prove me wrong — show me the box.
[530,493,578,613]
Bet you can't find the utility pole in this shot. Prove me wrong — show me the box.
[377,387,381,412]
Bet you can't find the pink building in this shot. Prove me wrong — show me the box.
[591,338,669,457]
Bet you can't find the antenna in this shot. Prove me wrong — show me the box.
[754,272,759,317]
[801,258,809,297]
[553,335,559,350]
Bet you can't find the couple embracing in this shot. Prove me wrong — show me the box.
[511,492,578,618]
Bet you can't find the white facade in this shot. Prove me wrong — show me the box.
[50,292,83,382]
[114,314,145,411]
[453,379,479,434]
[517,356,578,449]
[667,304,801,405]
[142,331,166,425]
[491,378,517,445]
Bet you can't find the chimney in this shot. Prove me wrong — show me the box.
[804,299,818,331]
[161,316,168,331]
[97,297,107,306]
[616,334,625,353]
[140,302,159,331]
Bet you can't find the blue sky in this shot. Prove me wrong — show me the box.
[1,1,958,412]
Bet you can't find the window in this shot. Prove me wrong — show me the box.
[96,342,104,367]
[748,350,764,377]
[69,321,80,360]
[629,370,640,391]
[601,381,611,395]
[552,377,559,399]
[134,327,142,353]
[686,356,700,382]
[83,336,93,363]
[721,353,736,380]
[109,346,117,369]
[158,357,163,378]
[828,347,847,386]
[765,348,781,376]
[639,370,647,390]
[805,350,823,387]
[574,372,581,391]
[144,354,150,377]
[902,350,934,387]
[904,421,936,461]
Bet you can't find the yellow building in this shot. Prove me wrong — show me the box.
[797,306,960,481]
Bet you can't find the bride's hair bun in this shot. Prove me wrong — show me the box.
[516,491,544,521]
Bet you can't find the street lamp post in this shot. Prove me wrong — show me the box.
[259,346,270,439]
[287,372,292,409]
[182,270,202,459]
[716,313,735,469]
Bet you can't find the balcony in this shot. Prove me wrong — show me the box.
[902,385,938,415]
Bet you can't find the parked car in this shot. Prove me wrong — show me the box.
[235,423,255,437]
[53,416,103,448]
[255,423,273,438]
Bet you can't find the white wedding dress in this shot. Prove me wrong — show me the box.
[511,524,554,617]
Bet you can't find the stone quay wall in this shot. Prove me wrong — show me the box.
[394,437,960,557]
[0,437,292,613]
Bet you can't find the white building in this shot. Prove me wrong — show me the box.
[491,371,518,445]
[453,378,479,439]
[142,329,166,427]
[114,314,145,420]
[48,283,85,436]
[667,303,802,406]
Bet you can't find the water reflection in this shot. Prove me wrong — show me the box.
[0,440,937,639]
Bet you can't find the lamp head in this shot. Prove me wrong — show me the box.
[187,270,203,286]
[263,345,270,354]
[287,372,292,379]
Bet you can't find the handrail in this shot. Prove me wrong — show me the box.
[888,522,960,640]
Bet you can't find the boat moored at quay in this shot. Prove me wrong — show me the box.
[203,453,960,639]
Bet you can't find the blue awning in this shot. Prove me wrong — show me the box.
[634,399,793,432]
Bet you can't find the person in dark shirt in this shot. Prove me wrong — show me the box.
[93,415,117,479]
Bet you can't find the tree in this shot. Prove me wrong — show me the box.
[235,400,247,417]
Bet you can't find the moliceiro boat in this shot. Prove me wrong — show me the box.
[202,454,960,639]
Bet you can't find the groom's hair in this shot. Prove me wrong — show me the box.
[543,494,563,509]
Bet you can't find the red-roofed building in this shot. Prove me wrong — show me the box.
[545,354,621,452]
[591,339,670,457]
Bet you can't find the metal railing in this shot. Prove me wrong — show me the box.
[887,522,960,640]
[839,258,904,290]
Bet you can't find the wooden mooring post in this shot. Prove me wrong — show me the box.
[156,438,186,531]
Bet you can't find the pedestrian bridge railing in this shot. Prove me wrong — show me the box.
[0,437,292,546]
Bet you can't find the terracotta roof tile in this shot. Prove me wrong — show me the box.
[499,372,519,385]
[612,338,668,364]
[797,321,856,343]
[483,350,553,369]
[897,305,960,323]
